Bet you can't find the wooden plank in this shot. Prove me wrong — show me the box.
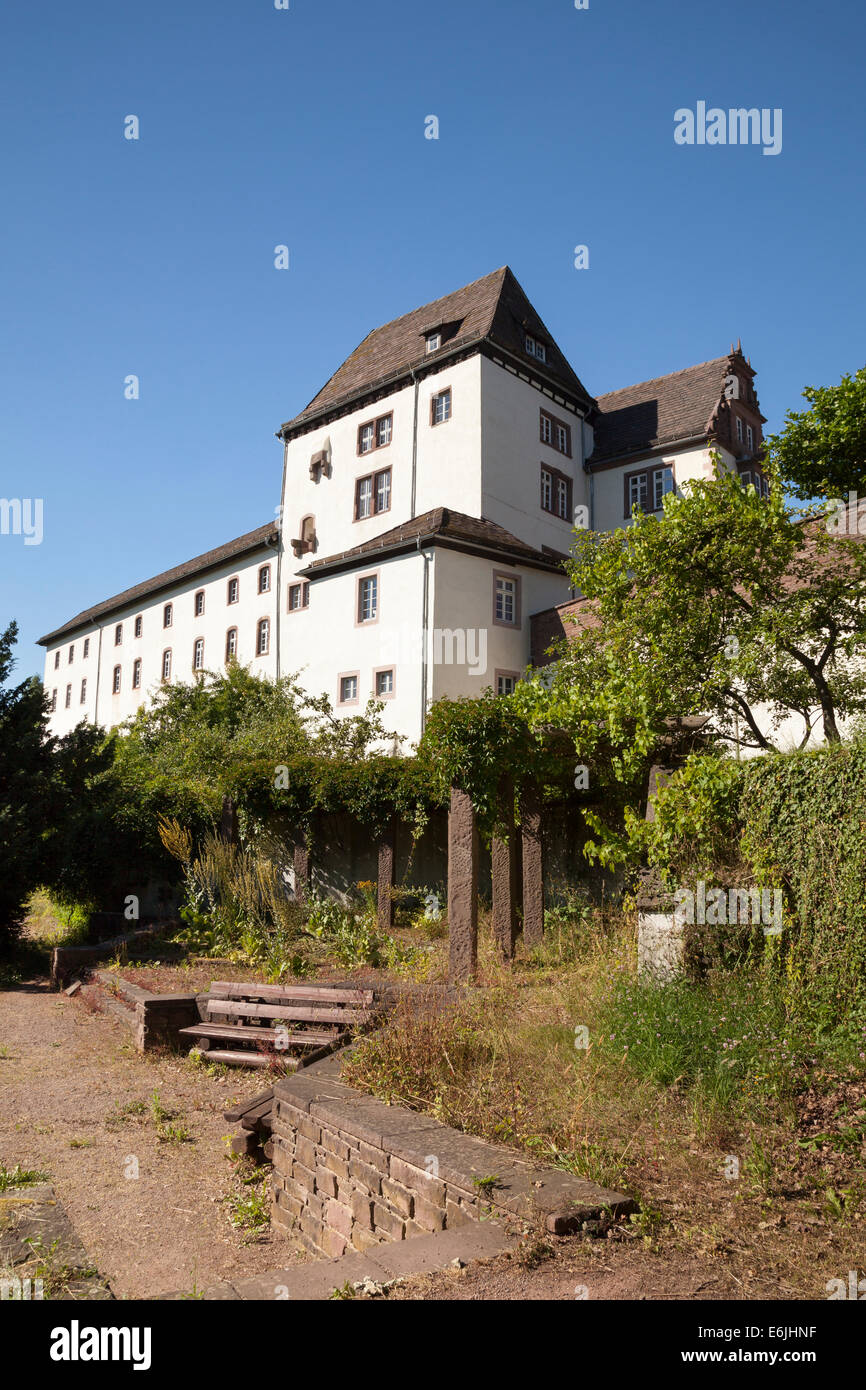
[179,1022,340,1047]
[209,981,374,1006]
[204,1050,300,1070]
[224,1088,274,1123]
[241,1100,274,1131]
[205,999,371,1025]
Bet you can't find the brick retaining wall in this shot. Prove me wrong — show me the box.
[271,1064,635,1258]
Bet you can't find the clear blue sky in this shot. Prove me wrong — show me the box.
[2,0,864,678]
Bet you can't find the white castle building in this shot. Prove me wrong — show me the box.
[39,267,766,745]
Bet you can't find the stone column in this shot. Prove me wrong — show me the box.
[293,832,310,907]
[447,787,478,982]
[377,820,397,931]
[220,795,238,846]
[491,777,518,961]
[520,783,544,948]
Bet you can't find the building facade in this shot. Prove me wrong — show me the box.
[39,267,766,747]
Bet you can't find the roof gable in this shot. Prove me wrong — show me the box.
[589,355,735,464]
[282,267,594,432]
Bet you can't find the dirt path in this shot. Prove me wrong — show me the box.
[0,976,307,1299]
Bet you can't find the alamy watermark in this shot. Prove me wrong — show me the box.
[674,103,782,156]
[0,498,43,546]
[673,880,783,937]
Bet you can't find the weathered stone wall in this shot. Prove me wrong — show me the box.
[271,1064,635,1257]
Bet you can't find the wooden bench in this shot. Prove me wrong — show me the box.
[179,980,374,1070]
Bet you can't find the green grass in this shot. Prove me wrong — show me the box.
[0,1164,49,1190]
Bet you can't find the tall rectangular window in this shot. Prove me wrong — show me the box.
[226,627,238,660]
[83,638,90,658]
[132,658,142,689]
[431,388,452,425]
[653,466,674,510]
[162,649,172,681]
[163,603,173,628]
[54,651,60,669]
[358,413,392,455]
[540,410,571,457]
[227,577,239,604]
[736,417,744,443]
[629,472,648,511]
[358,575,378,623]
[112,665,121,694]
[80,679,87,704]
[114,624,122,645]
[65,685,71,708]
[541,468,552,511]
[356,475,373,519]
[256,618,270,655]
[68,644,74,664]
[747,424,754,451]
[556,477,569,519]
[258,566,271,594]
[193,638,205,671]
[50,689,57,711]
[134,615,142,638]
[494,574,519,627]
[355,469,390,520]
[195,590,205,616]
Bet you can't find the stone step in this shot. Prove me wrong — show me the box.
[161,1220,519,1300]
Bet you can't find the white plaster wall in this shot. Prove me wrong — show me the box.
[479,357,589,553]
[429,547,570,702]
[590,443,733,534]
[279,356,483,611]
[43,544,278,737]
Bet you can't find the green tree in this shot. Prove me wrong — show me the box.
[516,465,866,766]
[766,365,866,501]
[0,623,53,948]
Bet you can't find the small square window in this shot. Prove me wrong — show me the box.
[426,331,441,353]
[375,668,394,698]
[339,674,359,704]
[497,673,518,696]
[288,582,310,612]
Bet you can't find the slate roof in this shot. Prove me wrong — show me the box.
[38,522,278,646]
[281,266,595,434]
[589,356,733,465]
[301,507,563,576]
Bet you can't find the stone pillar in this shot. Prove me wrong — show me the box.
[377,820,396,931]
[637,873,685,982]
[220,795,238,846]
[293,833,310,907]
[447,787,478,982]
[491,778,518,961]
[520,783,544,948]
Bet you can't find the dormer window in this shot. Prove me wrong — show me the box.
[525,334,547,363]
[425,331,441,353]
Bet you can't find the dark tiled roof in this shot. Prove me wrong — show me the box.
[282,267,594,433]
[302,507,563,575]
[38,522,277,646]
[589,356,733,464]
